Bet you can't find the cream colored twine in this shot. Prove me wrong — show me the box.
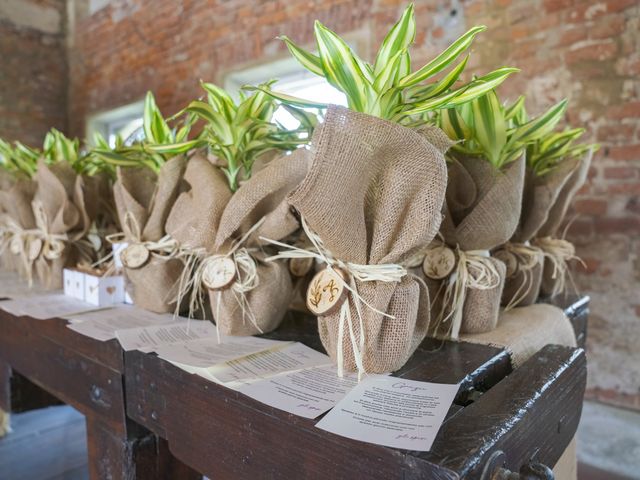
[431,243,501,340]
[533,236,582,297]
[261,217,406,380]
[179,218,266,342]
[497,241,544,311]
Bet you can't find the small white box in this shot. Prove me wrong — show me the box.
[112,242,128,269]
[63,269,85,300]
[84,273,125,307]
[124,290,133,305]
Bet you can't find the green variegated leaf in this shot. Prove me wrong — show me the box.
[509,98,567,146]
[399,25,487,87]
[374,4,416,75]
[471,90,506,167]
[243,85,328,108]
[279,35,324,76]
[505,95,525,122]
[314,20,373,111]
[445,67,519,107]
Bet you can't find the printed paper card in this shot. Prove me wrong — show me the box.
[115,319,218,351]
[65,305,176,341]
[236,365,359,419]
[315,376,459,451]
[0,293,102,320]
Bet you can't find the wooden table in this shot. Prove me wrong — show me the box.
[0,307,195,479]
[124,295,589,480]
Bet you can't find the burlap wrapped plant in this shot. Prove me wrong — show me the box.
[275,106,447,374]
[535,149,593,297]
[113,156,188,313]
[30,160,93,289]
[0,177,37,277]
[197,150,309,335]
[493,99,573,308]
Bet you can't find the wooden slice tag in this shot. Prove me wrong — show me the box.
[121,244,150,269]
[43,239,65,260]
[27,238,43,262]
[202,256,236,291]
[306,267,348,316]
[494,249,518,278]
[289,257,314,277]
[422,246,456,280]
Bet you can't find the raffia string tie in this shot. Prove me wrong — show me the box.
[261,217,406,381]
[432,244,501,340]
[186,217,266,342]
[533,236,582,297]
[495,241,543,311]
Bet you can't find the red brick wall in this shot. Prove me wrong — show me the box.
[0,0,67,146]
[60,0,640,408]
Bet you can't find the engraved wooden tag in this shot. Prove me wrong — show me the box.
[306,267,348,316]
[202,256,236,291]
[27,238,43,262]
[289,257,314,277]
[494,249,518,277]
[422,246,456,280]
[121,244,150,269]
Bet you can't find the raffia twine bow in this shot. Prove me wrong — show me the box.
[177,217,266,343]
[429,242,501,340]
[0,215,35,283]
[495,241,544,311]
[261,217,407,380]
[533,236,582,297]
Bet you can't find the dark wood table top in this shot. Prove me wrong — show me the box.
[124,295,589,480]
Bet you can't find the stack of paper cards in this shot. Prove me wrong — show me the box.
[0,293,101,320]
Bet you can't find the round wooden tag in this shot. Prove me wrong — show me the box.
[306,267,348,316]
[27,238,43,262]
[43,239,65,260]
[494,249,518,277]
[121,244,150,269]
[202,255,236,291]
[422,246,456,280]
[289,257,314,277]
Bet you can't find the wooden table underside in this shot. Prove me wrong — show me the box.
[124,295,589,480]
[0,310,196,479]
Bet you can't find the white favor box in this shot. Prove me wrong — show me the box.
[84,273,125,307]
[112,242,129,269]
[63,269,85,300]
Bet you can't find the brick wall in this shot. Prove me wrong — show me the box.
[9,0,639,409]
[0,0,67,146]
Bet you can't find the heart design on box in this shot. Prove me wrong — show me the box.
[106,286,116,295]
[89,285,98,293]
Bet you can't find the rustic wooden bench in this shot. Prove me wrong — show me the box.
[0,309,195,479]
[124,295,588,479]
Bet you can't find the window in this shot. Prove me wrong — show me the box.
[86,99,145,147]
[224,56,348,129]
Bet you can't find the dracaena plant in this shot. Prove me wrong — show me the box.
[527,128,599,176]
[438,90,568,169]
[91,91,199,173]
[248,4,517,123]
[0,138,40,178]
[184,81,316,191]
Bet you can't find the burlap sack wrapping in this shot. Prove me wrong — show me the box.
[288,106,447,373]
[0,177,36,275]
[209,149,309,336]
[460,303,576,368]
[500,158,582,307]
[113,156,187,313]
[31,160,96,289]
[433,154,525,334]
[536,152,592,297]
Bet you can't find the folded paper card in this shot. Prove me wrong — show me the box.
[316,376,459,451]
[0,293,101,320]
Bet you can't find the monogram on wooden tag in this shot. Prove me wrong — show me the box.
[121,244,150,269]
[306,267,348,316]
[289,257,314,277]
[494,249,518,278]
[202,256,236,291]
[27,238,43,262]
[422,246,456,280]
